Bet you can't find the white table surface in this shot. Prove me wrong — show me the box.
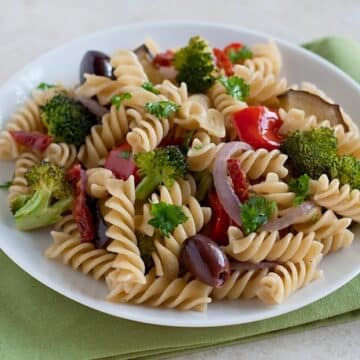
[2,0,360,359]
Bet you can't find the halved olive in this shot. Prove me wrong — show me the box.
[180,234,230,287]
[80,50,114,83]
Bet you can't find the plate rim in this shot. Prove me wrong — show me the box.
[1,20,360,327]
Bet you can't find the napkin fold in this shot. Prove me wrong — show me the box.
[1,36,360,360]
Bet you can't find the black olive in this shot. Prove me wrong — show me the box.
[87,198,109,249]
[79,50,114,83]
[180,234,230,287]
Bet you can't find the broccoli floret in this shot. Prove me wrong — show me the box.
[134,146,188,200]
[331,155,360,189]
[40,94,97,147]
[12,162,73,231]
[174,36,216,93]
[137,233,155,272]
[281,127,338,179]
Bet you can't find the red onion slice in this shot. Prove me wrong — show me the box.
[212,141,252,225]
[230,260,279,272]
[260,201,317,232]
[76,96,109,118]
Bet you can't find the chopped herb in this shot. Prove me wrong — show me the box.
[288,174,311,205]
[37,82,55,90]
[228,46,253,63]
[142,81,161,95]
[145,101,180,119]
[219,75,250,101]
[111,92,132,110]
[0,180,12,189]
[118,150,131,159]
[240,195,277,235]
[148,201,188,237]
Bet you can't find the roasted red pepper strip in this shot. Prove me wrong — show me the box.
[206,190,231,246]
[232,106,283,150]
[10,131,53,152]
[227,159,249,202]
[213,48,234,76]
[105,142,140,183]
[66,164,95,243]
[153,50,174,67]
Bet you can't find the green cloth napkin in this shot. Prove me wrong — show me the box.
[1,36,360,360]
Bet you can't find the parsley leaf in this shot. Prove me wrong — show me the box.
[111,92,132,110]
[148,201,188,237]
[219,75,250,101]
[145,101,180,119]
[240,195,277,235]
[228,46,253,63]
[142,81,161,95]
[288,174,311,205]
[37,82,55,90]
[0,180,12,189]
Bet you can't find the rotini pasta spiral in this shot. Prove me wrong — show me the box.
[257,254,323,305]
[233,41,287,104]
[250,172,295,209]
[333,125,360,158]
[106,269,212,312]
[294,210,354,254]
[208,81,247,138]
[176,97,225,138]
[208,82,247,120]
[310,174,360,222]
[150,196,212,278]
[212,268,269,300]
[278,108,331,135]
[187,131,224,172]
[44,143,77,169]
[111,49,148,88]
[8,152,41,204]
[105,177,146,285]
[126,113,171,153]
[54,214,78,235]
[74,75,125,105]
[86,168,115,199]
[232,149,288,180]
[226,226,323,263]
[135,178,197,237]
[0,99,45,160]
[155,80,188,105]
[78,104,130,168]
[45,230,115,280]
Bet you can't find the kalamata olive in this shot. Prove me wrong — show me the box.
[180,234,230,287]
[88,198,109,249]
[80,50,114,83]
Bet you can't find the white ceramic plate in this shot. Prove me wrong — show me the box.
[1,21,359,327]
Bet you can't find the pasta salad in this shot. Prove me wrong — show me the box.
[0,36,358,312]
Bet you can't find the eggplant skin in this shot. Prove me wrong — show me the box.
[278,89,347,130]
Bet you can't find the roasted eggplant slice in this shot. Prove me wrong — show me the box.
[133,44,167,84]
[278,89,348,130]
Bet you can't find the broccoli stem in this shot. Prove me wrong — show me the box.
[135,175,163,201]
[14,190,72,231]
